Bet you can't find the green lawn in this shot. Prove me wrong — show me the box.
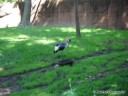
[0,27,128,96]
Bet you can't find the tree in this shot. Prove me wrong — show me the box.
[18,0,31,27]
[18,0,24,21]
[74,0,81,37]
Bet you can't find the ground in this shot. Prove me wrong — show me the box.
[0,27,128,96]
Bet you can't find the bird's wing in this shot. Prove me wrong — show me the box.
[55,43,66,50]
[59,43,67,50]
[54,45,59,51]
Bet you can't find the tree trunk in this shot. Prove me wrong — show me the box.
[74,0,81,37]
[18,0,25,22]
[18,0,31,27]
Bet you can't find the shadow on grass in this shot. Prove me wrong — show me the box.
[0,27,127,66]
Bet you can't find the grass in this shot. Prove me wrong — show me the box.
[10,89,56,96]
[0,27,128,96]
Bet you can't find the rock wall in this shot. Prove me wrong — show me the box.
[32,0,128,29]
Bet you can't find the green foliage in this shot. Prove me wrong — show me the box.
[0,27,128,96]
[10,89,56,96]
[21,71,57,89]
[62,78,77,96]
[0,0,16,3]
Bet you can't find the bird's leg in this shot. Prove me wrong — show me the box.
[59,51,63,61]
[59,51,62,61]
[61,51,63,56]
[60,58,61,61]
[62,50,65,56]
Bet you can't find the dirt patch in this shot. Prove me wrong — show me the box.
[0,88,11,96]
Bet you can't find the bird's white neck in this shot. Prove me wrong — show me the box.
[65,42,69,48]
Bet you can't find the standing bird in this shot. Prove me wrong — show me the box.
[54,38,71,59]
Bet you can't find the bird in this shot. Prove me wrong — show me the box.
[54,38,71,59]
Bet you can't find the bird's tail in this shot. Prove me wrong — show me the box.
[54,50,58,53]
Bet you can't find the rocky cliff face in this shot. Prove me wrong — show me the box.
[32,0,128,29]
[0,0,128,29]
